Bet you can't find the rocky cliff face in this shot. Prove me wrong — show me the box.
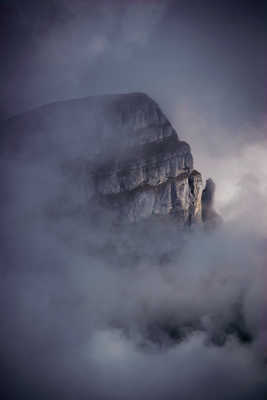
[89,93,207,225]
[1,92,217,226]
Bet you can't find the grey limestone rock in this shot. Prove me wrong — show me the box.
[88,93,203,225]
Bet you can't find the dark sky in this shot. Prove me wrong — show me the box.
[1,0,266,127]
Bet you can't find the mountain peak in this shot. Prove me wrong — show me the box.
[1,92,219,226]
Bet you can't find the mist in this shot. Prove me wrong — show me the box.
[1,1,267,399]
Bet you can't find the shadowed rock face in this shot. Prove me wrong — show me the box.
[202,178,222,227]
[1,92,217,225]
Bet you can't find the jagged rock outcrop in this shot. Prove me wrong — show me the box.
[202,178,222,227]
[1,92,218,226]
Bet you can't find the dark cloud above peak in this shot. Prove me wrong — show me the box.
[1,0,266,128]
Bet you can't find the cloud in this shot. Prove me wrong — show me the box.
[1,112,267,398]
[173,103,267,217]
